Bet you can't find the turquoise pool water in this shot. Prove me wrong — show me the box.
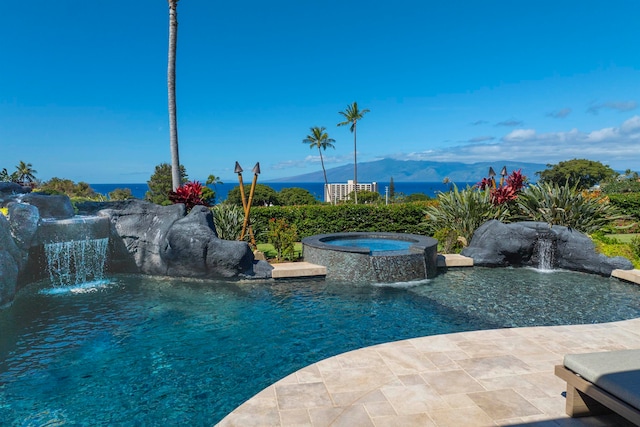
[1,268,639,425]
[325,238,412,252]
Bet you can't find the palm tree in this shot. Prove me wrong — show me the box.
[303,127,336,204]
[337,101,369,204]
[168,0,181,191]
[206,174,223,189]
[15,161,37,185]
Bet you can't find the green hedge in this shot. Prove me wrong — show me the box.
[249,202,436,244]
[608,193,640,219]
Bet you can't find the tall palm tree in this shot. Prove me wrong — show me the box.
[337,101,369,204]
[15,161,37,185]
[168,0,181,190]
[303,127,336,204]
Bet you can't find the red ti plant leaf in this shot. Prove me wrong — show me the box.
[169,181,208,212]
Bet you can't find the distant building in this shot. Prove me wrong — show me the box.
[325,180,378,203]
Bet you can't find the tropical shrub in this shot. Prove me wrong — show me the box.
[608,193,640,220]
[226,184,280,207]
[601,178,640,194]
[39,178,98,198]
[108,188,134,200]
[477,169,526,206]
[344,190,382,204]
[515,182,626,233]
[591,234,640,269]
[398,192,431,202]
[423,185,509,245]
[267,218,298,261]
[169,181,208,212]
[146,163,187,205]
[631,235,640,260]
[201,186,216,205]
[536,158,617,190]
[212,204,244,240]
[278,187,318,206]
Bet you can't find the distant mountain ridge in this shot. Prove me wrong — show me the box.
[267,159,547,183]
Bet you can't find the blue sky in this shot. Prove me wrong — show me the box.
[2,1,640,184]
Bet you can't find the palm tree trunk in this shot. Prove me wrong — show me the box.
[168,0,180,191]
[353,121,358,204]
[319,148,331,204]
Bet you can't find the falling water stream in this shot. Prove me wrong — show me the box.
[43,238,109,286]
[535,237,555,271]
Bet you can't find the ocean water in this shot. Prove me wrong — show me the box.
[91,181,475,202]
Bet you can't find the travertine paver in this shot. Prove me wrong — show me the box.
[218,317,640,426]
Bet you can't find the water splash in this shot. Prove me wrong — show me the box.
[535,237,555,271]
[44,238,108,287]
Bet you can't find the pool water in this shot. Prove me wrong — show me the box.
[1,268,639,425]
[326,237,412,252]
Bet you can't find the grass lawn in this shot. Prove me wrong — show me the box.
[604,233,639,243]
[256,243,303,261]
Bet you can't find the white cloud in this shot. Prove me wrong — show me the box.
[503,129,536,142]
[390,115,640,169]
[621,115,640,134]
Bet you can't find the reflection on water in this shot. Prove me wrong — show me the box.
[1,268,639,425]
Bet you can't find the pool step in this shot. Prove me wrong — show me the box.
[437,254,474,268]
[612,269,640,285]
[270,262,327,279]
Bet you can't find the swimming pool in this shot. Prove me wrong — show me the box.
[325,237,413,252]
[1,268,639,425]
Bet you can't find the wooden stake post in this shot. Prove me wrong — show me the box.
[235,161,259,248]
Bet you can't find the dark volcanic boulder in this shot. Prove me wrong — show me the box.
[85,200,271,279]
[95,200,186,275]
[164,206,255,277]
[8,202,40,251]
[462,220,633,276]
[21,193,74,219]
[0,214,23,306]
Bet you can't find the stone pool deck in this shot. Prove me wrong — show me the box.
[218,317,640,426]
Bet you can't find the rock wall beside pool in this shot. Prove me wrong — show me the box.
[462,220,633,276]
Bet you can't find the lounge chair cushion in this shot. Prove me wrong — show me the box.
[564,349,640,410]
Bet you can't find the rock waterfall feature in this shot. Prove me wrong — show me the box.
[461,220,633,276]
[0,188,272,307]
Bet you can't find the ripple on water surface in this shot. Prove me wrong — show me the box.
[1,268,639,425]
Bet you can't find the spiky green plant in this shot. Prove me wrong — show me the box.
[424,185,509,244]
[211,204,245,240]
[515,182,626,233]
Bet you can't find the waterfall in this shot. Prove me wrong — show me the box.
[44,238,109,287]
[535,237,555,271]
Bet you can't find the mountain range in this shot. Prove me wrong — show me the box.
[268,159,547,183]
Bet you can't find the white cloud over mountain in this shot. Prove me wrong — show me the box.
[396,115,640,169]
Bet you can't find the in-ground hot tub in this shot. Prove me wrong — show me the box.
[302,232,438,283]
